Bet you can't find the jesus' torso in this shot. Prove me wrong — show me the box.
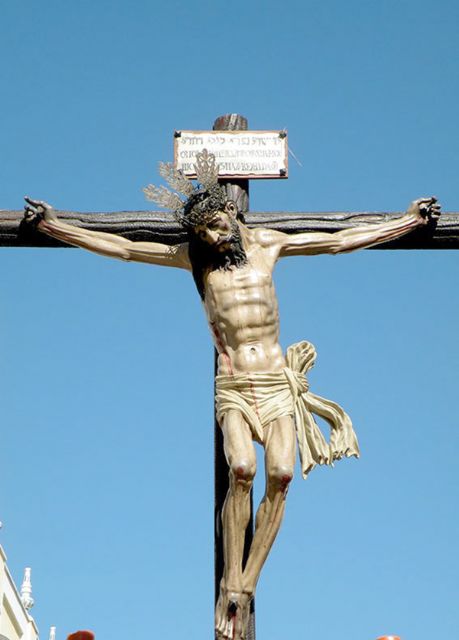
[202,234,285,376]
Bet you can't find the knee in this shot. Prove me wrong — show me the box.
[268,464,294,491]
[230,459,256,484]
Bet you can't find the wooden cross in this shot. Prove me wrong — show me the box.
[1,113,458,640]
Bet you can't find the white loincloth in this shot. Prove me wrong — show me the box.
[215,341,360,479]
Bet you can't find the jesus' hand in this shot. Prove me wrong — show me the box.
[23,197,57,226]
[407,197,441,225]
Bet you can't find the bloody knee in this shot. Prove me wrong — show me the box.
[268,464,293,493]
[230,459,256,486]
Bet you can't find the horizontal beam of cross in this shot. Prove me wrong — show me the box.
[1,210,458,249]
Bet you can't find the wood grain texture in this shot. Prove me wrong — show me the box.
[1,210,458,249]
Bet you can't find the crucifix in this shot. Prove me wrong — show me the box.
[2,113,458,640]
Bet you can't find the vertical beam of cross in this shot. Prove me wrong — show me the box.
[213,114,255,640]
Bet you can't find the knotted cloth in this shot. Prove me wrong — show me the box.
[215,341,359,479]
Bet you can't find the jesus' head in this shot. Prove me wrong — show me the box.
[186,198,248,300]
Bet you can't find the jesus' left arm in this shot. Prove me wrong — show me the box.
[270,197,441,257]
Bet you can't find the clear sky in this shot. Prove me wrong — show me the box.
[1,1,458,639]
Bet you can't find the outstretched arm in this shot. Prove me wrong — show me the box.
[24,198,191,270]
[275,197,441,257]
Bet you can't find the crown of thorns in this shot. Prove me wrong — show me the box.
[143,149,228,229]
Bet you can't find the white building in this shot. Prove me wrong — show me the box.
[0,545,39,640]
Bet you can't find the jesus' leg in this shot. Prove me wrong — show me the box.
[242,415,296,598]
[215,409,256,640]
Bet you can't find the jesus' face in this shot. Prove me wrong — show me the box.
[195,202,238,252]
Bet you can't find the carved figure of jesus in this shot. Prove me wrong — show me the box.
[24,154,440,640]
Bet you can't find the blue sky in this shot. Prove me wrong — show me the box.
[1,1,458,639]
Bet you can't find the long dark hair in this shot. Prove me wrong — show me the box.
[187,219,248,300]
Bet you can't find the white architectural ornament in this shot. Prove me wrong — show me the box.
[49,625,56,640]
[0,545,39,640]
[20,568,34,611]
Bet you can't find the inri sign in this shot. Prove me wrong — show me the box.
[174,130,288,179]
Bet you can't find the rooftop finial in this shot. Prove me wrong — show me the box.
[20,567,34,610]
[50,626,57,640]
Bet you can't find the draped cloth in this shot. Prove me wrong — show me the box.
[215,341,360,479]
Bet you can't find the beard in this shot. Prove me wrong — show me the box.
[188,219,248,300]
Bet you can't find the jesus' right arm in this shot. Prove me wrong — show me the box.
[24,197,191,270]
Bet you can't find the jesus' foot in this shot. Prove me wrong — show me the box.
[215,586,252,640]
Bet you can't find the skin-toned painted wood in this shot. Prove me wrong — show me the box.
[21,194,441,640]
[1,209,457,248]
[212,114,256,640]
